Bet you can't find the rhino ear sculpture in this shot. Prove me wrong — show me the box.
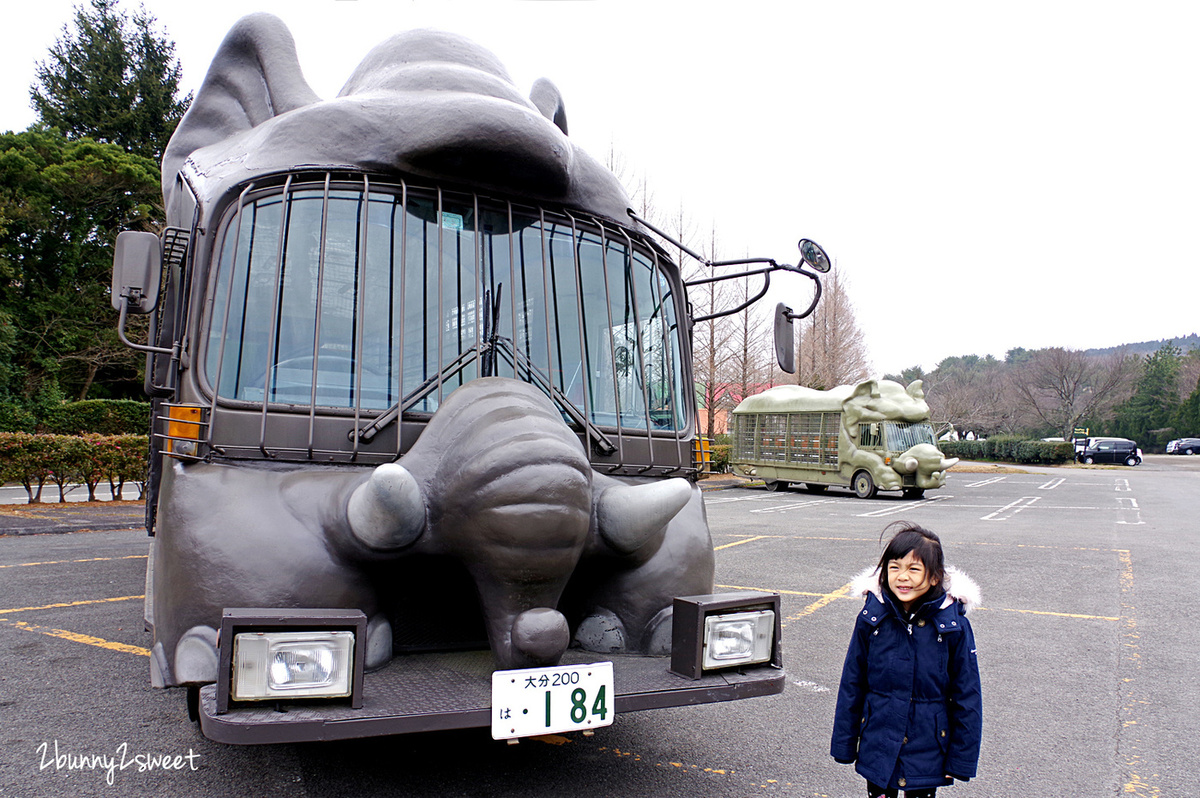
[529,77,569,135]
[161,13,320,196]
[595,478,691,555]
[852,379,881,400]
[906,380,926,401]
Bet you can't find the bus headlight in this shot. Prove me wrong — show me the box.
[232,631,354,700]
[215,608,366,714]
[670,592,781,679]
[702,610,775,669]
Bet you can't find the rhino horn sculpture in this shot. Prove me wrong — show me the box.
[894,443,960,488]
[347,463,425,551]
[595,479,691,557]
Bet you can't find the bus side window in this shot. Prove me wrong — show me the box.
[860,423,881,448]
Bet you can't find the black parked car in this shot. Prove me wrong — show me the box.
[1167,437,1200,455]
[1078,438,1142,466]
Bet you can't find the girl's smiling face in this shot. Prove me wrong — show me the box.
[887,551,939,610]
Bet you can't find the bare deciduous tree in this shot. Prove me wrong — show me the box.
[924,356,1021,437]
[719,270,772,413]
[1178,349,1200,403]
[1008,347,1138,439]
[783,267,869,389]
[686,224,739,438]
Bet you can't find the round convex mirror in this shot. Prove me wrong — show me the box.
[798,239,831,273]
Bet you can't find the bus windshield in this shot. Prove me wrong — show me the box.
[884,421,937,451]
[205,178,687,432]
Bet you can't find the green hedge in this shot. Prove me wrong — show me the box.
[711,444,731,473]
[0,432,148,503]
[0,399,151,435]
[940,436,1075,465]
[39,400,151,435]
[0,402,37,433]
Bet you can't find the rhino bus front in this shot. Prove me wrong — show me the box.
[104,15,825,744]
[114,173,789,742]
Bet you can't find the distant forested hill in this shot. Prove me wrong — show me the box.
[1087,334,1199,358]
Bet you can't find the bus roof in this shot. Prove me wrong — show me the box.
[731,384,857,414]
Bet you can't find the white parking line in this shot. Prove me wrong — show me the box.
[792,680,831,693]
[1115,479,1131,492]
[749,500,834,514]
[1116,497,1143,525]
[982,496,1041,521]
[705,494,780,504]
[856,495,952,517]
[1038,478,1065,490]
[965,476,1008,488]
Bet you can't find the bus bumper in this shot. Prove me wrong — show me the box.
[197,648,785,744]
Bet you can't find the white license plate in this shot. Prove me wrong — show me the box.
[490,662,614,740]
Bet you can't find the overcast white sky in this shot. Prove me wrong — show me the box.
[5,0,1199,376]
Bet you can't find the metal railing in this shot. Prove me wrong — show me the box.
[191,173,695,477]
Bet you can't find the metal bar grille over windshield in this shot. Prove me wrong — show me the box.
[201,174,691,472]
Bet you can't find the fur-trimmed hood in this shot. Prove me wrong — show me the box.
[851,564,982,614]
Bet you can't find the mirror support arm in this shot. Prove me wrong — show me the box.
[628,208,826,323]
[692,272,772,323]
[781,277,823,322]
[116,296,176,356]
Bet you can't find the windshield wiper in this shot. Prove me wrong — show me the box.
[353,286,617,456]
[493,337,617,456]
[352,340,617,456]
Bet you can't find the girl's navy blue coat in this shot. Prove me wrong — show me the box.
[830,566,982,791]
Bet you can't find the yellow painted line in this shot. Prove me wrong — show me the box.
[713,536,771,551]
[962,542,1129,554]
[530,734,571,746]
[786,581,853,623]
[981,606,1118,622]
[5,620,150,657]
[716,583,832,598]
[772,536,1130,555]
[0,595,144,615]
[1117,549,1159,796]
[718,584,1119,622]
[0,554,147,569]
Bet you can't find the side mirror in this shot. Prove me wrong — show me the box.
[111,231,162,314]
[798,239,831,273]
[774,302,795,374]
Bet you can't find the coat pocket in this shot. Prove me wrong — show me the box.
[936,710,949,753]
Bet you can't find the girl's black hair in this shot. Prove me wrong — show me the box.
[877,521,946,596]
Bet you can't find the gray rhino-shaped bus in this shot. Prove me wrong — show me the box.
[110,14,830,743]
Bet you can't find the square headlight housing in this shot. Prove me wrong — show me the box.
[216,609,366,714]
[670,592,782,680]
[701,609,775,669]
[232,630,355,701]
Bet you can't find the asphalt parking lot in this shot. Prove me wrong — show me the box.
[0,457,1196,796]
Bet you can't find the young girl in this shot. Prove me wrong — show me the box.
[830,522,982,798]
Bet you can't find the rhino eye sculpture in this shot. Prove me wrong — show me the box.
[147,14,716,687]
